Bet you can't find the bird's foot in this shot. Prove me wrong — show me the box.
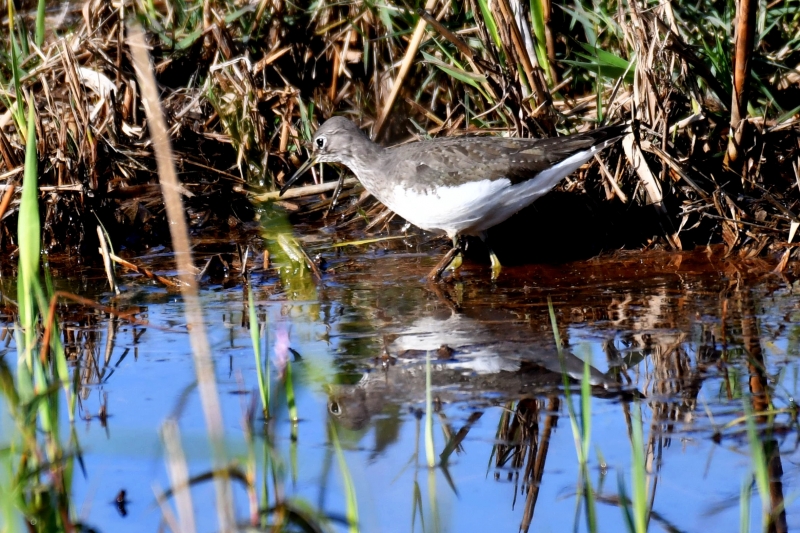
[489,250,502,280]
[448,253,463,272]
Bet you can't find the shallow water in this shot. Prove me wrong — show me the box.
[3,236,799,532]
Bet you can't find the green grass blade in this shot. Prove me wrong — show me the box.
[18,101,39,356]
[740,476,752,533]
[577,42,630,69]
[427,468,440,532]
[421,51,491,102]
[583,466,597,533]
[285,358,297,423]
[529,0,552,83]
[580,354,592,464]
[411,480,424,532]
[560,3,596,47]
[617,469,635,532]
[743,399,770,528]
[775,104,800,125]
[631,403,647,533]
[425,351,435,468]
[35,0,46,47]
[7,8,27,139]
[548,297,586,464]
[247,284,269,416]
[476,0,503,56]
[16,14,29,58]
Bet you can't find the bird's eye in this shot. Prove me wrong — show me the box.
[316,136,327,150]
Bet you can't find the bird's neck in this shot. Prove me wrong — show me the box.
[343,137,386,194]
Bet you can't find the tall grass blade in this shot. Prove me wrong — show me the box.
[631,403,648,533]
[412,480,425,532]
[247,284,269,416]
[529,0,552,83]
[740,476,752,533]
[7,6,26,133]
[427,468,440,533]
[475,0,504,60]
[35,0,46,47]
[18,101,39,361]
[548,298,586,464]
[16,13,29,58]
[425,351,435,468]
[580,354,592,462]
[580,355,596,532]
[617,469,635,532]
[549,299,597,529]
[285,358,298,423]
[743,399,770,530]
[421,51,491,101]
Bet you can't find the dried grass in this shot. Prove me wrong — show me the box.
[0,0,798,266]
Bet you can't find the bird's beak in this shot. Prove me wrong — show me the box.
[279,156,317,196]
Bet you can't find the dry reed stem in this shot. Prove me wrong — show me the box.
[0,182,16,222]
[373,0,438,138]
[496,0,548,107]
[109,253,182,289]
[128,24,235,532]
[594,153,628,203]
[726,0,758,165]
[162,420,197,533]
[153,482,183,533]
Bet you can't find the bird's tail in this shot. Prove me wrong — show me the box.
[513,122,630,201]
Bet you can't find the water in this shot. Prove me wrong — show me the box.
[4,241,799,532]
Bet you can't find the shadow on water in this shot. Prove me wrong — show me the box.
[1,236,798,532]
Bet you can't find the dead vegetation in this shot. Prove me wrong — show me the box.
[0,0,799,270]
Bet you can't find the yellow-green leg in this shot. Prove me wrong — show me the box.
[447,236,463,272]
[481,233,502,279]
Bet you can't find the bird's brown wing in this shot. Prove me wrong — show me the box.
[393,124,627,188]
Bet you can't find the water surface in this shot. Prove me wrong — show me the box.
[7,238,798,532]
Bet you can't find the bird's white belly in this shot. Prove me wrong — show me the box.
[384,179,513,237]
[383,177,561,237]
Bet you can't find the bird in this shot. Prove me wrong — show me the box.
[280,116,629,280]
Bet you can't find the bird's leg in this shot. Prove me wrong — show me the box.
[427,236,464,282]
[447,235,463,272]
[480,232,502,279]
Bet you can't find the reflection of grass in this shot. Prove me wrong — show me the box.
[548,297,597,532]
[260,204,320,304]
[743,399,772,532]
[617,402,648,533]
[331,422,360,533]
[425,351,436,468]
[229,280,353,530]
